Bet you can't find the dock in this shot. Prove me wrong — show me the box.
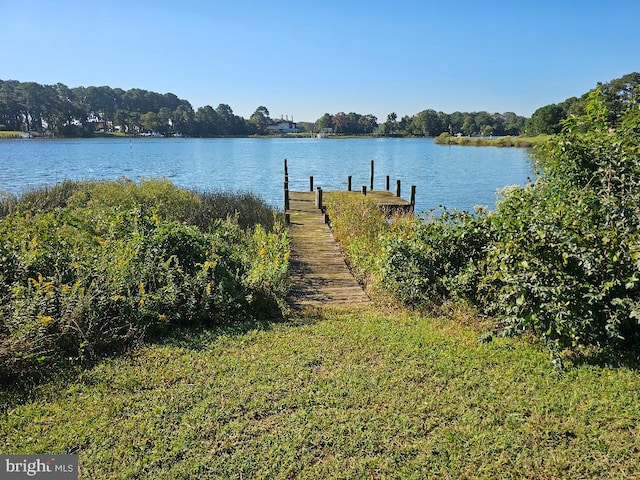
[284,160,415,308]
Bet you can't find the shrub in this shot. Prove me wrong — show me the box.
[0,179,289,382]
[377,90,640,352]
[478,92,640,349]
[380,209,491,309]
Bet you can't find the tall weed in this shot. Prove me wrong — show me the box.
[324,193,387,287]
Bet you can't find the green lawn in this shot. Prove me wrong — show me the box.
[2,306,639,479]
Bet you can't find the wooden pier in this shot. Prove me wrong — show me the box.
[284,159,415,308]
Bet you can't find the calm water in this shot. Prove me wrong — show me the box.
[0,137,533,214]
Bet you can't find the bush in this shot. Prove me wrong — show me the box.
[383,90,640,352]
[0,179,289,382]
[374,90,640,353]
[380,208,491,309]
[478,92,640,350]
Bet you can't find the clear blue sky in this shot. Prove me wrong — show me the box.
[1,0,638,121]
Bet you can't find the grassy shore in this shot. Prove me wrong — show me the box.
[2,306,639,478]
[435,133,550,148]
[0,131,27,138]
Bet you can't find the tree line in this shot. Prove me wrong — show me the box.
[2,73,637,138]
[0,79,528,138]
[311,110,527,137]
[0,80,256,137]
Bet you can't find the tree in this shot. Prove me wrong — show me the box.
[157,107,172,134]
[249,106,270,134]
[215,103,248,135]
[358,114,378,134]
[461,114,475,136]
[332,112,349,134]
[315,113,333,133]
[172,104,195,136]
[140,111,160,133]
[525,104,565,135]
[194,105,219,136]
[412,109,443,137]
[382,112,398,136]
[475,111,493,136]
[501,112,525,136]
[597,72,640,124]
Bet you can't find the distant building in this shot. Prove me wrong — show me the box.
[267,120,298,134]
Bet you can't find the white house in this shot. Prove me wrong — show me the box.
[267,121,298,134]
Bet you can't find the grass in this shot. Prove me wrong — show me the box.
[435,133,550,148]
[0,131,27,138]
[2,306,639,478]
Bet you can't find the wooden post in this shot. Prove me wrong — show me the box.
[395,179,401,197]
[386,175,390,191]
[324,213,330,224]
[284,158,288,176]
[284,185,289,211]
[316,187,323,210]
[410,185,416,212]
[309,176,314,192]
[370,160,374,191]
[285,212,290,224]
[347,175,352,191]
[361,185,367,195]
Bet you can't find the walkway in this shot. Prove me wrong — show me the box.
[286,191,371,308]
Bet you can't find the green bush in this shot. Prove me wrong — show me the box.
[0,179,289,382]
[381,90,640,352]
[380,209,491,309]
[478,91,640,349]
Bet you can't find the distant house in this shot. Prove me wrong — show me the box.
[267,120,298,134]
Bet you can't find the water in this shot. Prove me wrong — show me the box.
[0,137,534,214]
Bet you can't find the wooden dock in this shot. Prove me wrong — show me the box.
[284,160,415,308]
[286,191,372,308]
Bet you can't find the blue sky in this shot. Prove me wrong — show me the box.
[1,0,638,121]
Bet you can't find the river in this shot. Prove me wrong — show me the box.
[0,137,534,214]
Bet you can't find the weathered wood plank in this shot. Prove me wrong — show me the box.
[287,191,371,308]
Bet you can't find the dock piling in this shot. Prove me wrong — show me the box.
[395,179,401,198]
[370,160,374,191]
[284,185,290,211]
[410,185,416,212]
[315,187,323,210]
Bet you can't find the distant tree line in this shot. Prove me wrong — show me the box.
[376,110,526,137]
[524,72,640,135]
[0,79,528,139]
[314,112,380,135]
[311,110,527,137]
[0,80,256,136]
[3,73,637,138]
